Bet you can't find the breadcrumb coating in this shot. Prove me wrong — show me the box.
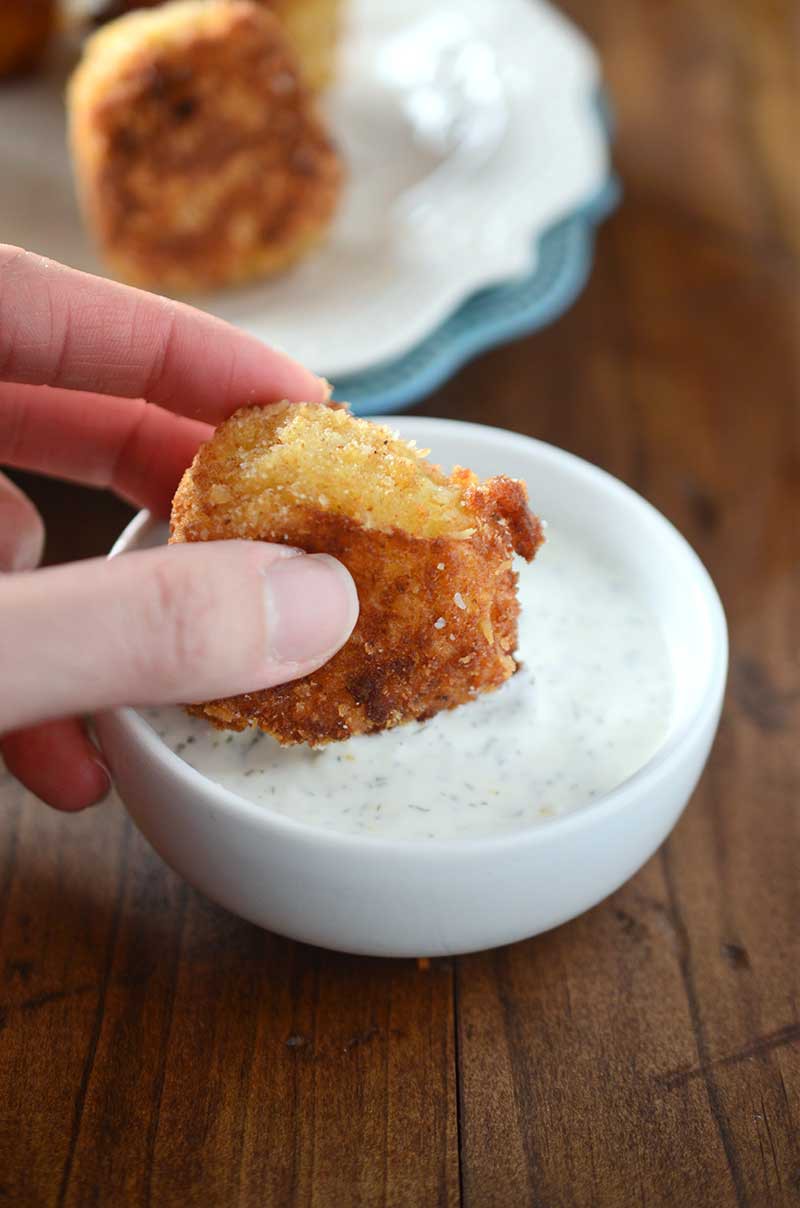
[90,0,343,91]
[68,0,342,291]
[170,404,544,746]
[270,0,342,92]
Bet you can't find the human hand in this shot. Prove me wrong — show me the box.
[0,247,358,810]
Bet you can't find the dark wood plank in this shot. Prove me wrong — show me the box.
[453,0,799,1203]
[0,791,130,1204]
[0,784,458,1206]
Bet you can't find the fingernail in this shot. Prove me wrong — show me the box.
[263,554,359,666]
[88,756,113,805]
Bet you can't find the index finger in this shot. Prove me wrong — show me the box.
[0,245,326,422]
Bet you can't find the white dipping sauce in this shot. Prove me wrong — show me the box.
[142,526,674,840]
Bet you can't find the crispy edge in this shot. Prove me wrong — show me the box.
[169,406,544,744]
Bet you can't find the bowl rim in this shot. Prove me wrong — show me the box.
[106,418,729,856]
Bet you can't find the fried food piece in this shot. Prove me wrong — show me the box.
[0,0,56,78]
[88,0,343,91]
[269,0,342,92]
[170,403,544,746]
[68,0,343,291]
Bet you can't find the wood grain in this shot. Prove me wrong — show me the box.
[0,800,458,1207]
[450,2,800,1204]
[1,0,798,1204]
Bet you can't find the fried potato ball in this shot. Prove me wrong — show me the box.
[170,403,544,746]
[269,0,342,92]
[68,0,342,291]
[88,0,343,91]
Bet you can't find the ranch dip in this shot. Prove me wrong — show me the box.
[142,526,674,840]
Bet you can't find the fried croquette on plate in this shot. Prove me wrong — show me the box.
[268,0,342,92]
[68,0,342,291]
[0,0,56,77]
[170,404,544,746]
[89,0,343,92]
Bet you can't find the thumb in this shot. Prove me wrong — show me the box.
[0,541,358,733]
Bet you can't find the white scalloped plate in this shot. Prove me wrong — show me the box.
[0,0,607,378]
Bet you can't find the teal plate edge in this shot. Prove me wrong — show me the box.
[335,94,619,416]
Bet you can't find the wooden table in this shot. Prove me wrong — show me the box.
[1,1,798,1203]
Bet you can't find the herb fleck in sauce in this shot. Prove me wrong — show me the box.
[143,527,674,839]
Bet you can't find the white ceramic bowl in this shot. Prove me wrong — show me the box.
[96,420,728,957]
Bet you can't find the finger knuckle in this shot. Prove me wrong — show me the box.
[140,554,218,694]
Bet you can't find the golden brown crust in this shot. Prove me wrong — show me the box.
[68,1,342,291]
[0,1,56,78]
[89,0,342,92]
[268,0,342,91]
[170,403,544,746]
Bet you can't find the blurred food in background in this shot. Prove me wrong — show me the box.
[88,0,343,92]
[68,0,343,290]
[0,0,344,291]
[0,0,342,88]
[0,0,613,403]
[0,0,57,77]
